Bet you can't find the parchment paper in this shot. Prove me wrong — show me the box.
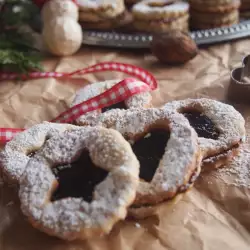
[0,39,250,250]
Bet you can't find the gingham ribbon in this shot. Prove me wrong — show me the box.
[0,62,157,144]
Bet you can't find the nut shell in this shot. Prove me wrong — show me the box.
[41,0,79,22]
[151,31,198,64]
[42,16,82,56]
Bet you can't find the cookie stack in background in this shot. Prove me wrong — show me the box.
[240,0,250,18]
[77,0,132,30]
[189,0,240,30]
[131,0,190,33]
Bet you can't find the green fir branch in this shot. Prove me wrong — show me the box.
[0,0,43,74]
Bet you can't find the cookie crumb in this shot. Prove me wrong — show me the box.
[135,223,141,228]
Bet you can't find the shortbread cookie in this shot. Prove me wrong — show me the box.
[189,0,240,29]
[71,79,152,125]
[77,0,126,29]
[19,127,139,240]
[132,0,190,33]
[0,122,78,183]
[189,0,240,13]
[80,10,133,30]
[163,98,245,167]
[78,108,202,206]
[190,9,239,29]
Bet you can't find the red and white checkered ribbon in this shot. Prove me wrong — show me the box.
[0,62,157,144]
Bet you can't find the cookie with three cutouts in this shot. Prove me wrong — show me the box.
[0,122,78,183]
[163,98,245,169]
[19,126,139,240]
[71,79,152,125]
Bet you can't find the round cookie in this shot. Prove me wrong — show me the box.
[190,9,239,29]
[189,0,240,29]
[0,122,79,184]
[189,0,241,13]
[77,108,202,206]
[132,0,190,33]
[163,98,245,167]
[19,127,140,240]
[78,0,126,30]
[71,79,152,125]
[80,10,133,30]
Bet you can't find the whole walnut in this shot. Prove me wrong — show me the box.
[151,31,198,64]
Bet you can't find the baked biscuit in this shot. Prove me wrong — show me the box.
[163,98,245,169]
[132,0,190,33]
[77,108,202,217]
[0,122,78,183]
[19,127,140,240]
[189,0,240,29]
[71,79,152,125]
[77,0,130,30]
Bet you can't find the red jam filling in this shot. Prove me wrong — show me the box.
[131,129,170,182]
[183,110,219,140]
[51,151,108,202]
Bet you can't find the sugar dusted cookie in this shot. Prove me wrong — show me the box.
[71,79,152,125]
[163,98,246,169]
[132,0,190,33]
[78,0,129,30]
[19,127,139,240]
[0,122,78,183]
[76,108,202,218]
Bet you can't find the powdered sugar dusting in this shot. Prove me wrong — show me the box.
[71,79,152,125]
[215,146,250,188]
[19,126,139,240]
[163,98,246,158]
[132,0,189,15]
[76,0,125,18]
[83,108,201,206]
[0,122,79,183]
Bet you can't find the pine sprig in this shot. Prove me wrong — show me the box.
[0,50,43,73]
[0,0,43,74]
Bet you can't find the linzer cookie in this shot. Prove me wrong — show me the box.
[19,126,139,240]
[0,122,78,183]
[77,0,131,30]
[131,0,190,33]
[163,98,245,169]
[78,108,202,218]
[189,0,240,29]
[71,79,152,125]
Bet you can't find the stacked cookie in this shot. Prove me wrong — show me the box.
[189,0,240,29]
[0,79,246,241]
[131,0,190,33]
[77,0,132,30]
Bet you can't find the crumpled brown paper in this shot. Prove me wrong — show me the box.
[0,39,250,250]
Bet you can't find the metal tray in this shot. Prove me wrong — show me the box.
[82,19,250,48]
